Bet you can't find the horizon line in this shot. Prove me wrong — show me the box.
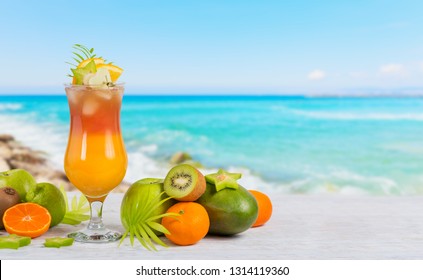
[1,92,423,98]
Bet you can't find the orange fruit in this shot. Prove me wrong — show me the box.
[3,202,51,238]
[161,202,209,246]
[96,64,123,82]
[78,58,105,68]
[249,190,272,227]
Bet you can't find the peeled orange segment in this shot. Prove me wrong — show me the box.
[96,63,123,82]
[3,203,52,238]
[77,57,105,68]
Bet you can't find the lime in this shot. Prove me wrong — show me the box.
[0,169,37,202]
[26,183,66,227]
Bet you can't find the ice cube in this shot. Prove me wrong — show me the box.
[94,89,113,100]
[82,95,100,116]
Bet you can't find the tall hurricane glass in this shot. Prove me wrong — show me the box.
[64,84,127,243]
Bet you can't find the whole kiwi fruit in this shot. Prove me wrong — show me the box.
[0,187,21,229]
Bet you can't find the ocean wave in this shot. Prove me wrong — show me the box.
[290,109,423,121]
[125,149,169,182]
[382,143,423,155]
[274,168,414,195]
[113,158,423,196]
[139,144,158,153]
[0,103,22,111]
[193,165,418,195]
[0,113,67,166]
[1,111,421,196]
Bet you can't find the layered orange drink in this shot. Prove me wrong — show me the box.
[64,85,127,200]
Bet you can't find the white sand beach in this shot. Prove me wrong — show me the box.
[2,193,423,260]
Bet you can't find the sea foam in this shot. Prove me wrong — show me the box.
[290,109,423,121]
[0,103,22,111]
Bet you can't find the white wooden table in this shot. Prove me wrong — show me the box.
[2,193,423,260]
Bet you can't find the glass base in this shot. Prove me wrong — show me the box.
[68,228,122,243]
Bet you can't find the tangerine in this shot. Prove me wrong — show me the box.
[249,190,273,227]
[161,202,209,246]
[3,202,51,238]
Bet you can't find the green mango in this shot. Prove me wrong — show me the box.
[197,183,258,235]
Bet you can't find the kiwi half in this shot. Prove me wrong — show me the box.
[164,164,206,201]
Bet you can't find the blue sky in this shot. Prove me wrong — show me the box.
[1,0,423,94]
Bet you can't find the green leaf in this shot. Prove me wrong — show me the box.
[72,52,85,62]
[59,185,90,226]
[118,230,129,247]
[66,61,77,67]
[65,212,90,221]
[60,217,81,225]
[145,212,179,222]
[77,195,86,209]
[74,44,91,58]
[71,195,77,210]
[134,227,150,250]
[120,186,177,251]
[147,221,170,235]
[129,230,135,246]
[142,223,168,249]
[138,224,156,251]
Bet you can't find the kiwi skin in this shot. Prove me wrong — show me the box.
[0,187,21,229]
[164,164,206,202]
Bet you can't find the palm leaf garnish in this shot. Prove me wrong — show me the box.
[59,185,90,225]
[120,190,179,251]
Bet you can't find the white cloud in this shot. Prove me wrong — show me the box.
[379,63,405,76]
[307,69,326,81]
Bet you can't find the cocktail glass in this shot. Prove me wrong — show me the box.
[64,84,127,243]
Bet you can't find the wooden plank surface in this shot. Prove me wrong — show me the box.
[2,193,423,260]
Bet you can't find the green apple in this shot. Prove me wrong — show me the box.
[0,169,36,202]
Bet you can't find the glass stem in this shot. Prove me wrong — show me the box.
[87,201,105,231]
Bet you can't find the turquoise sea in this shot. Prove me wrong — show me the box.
[1,95,423,195]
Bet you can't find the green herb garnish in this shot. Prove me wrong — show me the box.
[67,44,99,67]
